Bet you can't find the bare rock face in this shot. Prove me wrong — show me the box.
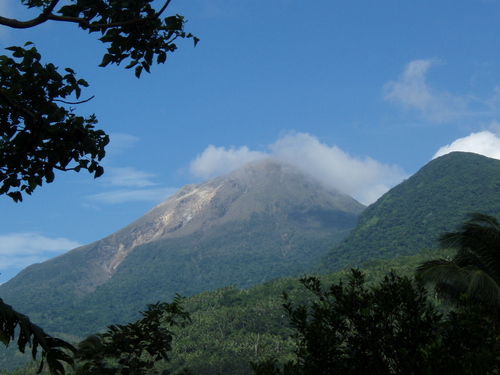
[0,158,365,333]
[104,181,222,276]
[77,159,364,285]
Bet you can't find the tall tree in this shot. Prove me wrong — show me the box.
[416,212,500,313]
[0,0,196,372]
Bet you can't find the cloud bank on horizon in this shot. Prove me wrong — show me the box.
[190,132,408,206]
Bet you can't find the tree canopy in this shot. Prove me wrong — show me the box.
[75,297,190,375]
[251,270,500,375]
[0,0,197,201]
[0,1,196,373]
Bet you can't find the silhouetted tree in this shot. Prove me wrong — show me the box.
[252,270,500,374]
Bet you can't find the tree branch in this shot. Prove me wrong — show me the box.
[47,13,157,31]
[53,95,94,105]
[0,0,172,31]
[0,89,37,127]
[0,0,59,29]
[157,0,173,18]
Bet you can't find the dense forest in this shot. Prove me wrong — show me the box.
[1,154,500,373]
[1,1,499,372]
[0,247,469,375]
[321,152,500,271]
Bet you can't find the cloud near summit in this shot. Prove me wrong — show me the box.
[433,129,500,160]
[190,133,407,205]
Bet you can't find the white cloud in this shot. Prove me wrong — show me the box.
[87,187,177,204]
[89,133,173,202]
[433,130,500,160]
[270,133,406,205]
[190,145,267,179]
[101,167,158,188]
[190,133,407,205]
[0,233,81,271]
[383,59,467,123]
[105,133,140,156]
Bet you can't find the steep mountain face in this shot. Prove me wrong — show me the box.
[0,159,364,335]
[321,152,500,271]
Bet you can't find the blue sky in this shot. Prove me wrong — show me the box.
[1,0,500,282]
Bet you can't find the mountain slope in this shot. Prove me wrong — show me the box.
[321,152,500,271]
[0,159,364,335]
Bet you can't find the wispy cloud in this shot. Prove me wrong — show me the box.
[0,233,81,272]
[87,188,177,204]
[100,167,158,188]
[190,132,407,205]
[105,133,140,156]
[190,145,267,179]
[87,134,176,204]
[383,59,468,123]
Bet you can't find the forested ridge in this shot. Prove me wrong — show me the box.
[2,0,499,374]
[3,152,500,373]
[1,248,454,374]
[321,152,500,271]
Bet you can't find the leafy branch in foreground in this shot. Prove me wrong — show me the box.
[1,0,199,78]
[0,43,108,202]
[75,296,191,375]
[0,298,76,375]
[0,0,197,201]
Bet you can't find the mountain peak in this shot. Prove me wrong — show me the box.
[321,151,500,271]
[0,159,364,333]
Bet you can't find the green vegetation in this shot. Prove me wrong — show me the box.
[0,0,196,372]
[0,249,446,374]
[75,297,190,375]
[164,249,454,374]
[3,246,496,375]
[252,271,500,375]
[0,0,196,202]
[322,152,500,271]
[0,299,75,375]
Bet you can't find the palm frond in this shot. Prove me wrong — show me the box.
[417,228,500,311]
[438,213,500,285]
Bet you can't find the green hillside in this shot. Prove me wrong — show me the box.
[58,214,350,336]
[1,248,452,374]
[166,249,452,375]
[0,160,363,337]
[321,152,500,271]
[3,152,500,373]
